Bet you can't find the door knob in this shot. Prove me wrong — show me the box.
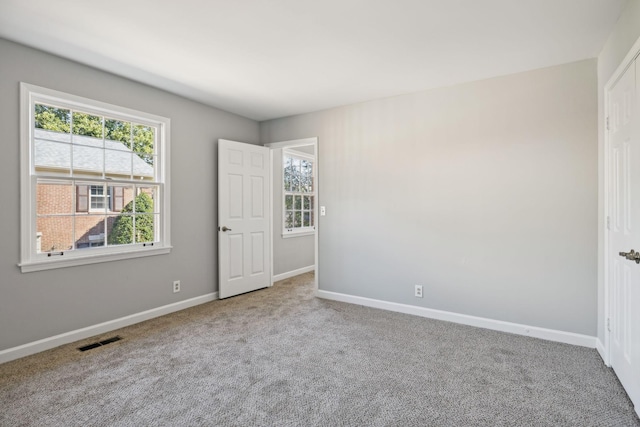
[220,226,232,232]
[618,249,640,264]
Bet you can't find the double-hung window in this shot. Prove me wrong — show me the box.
[283,148,315,236]
[89,185,107,211]
[20,83,171,272]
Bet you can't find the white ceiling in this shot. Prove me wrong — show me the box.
[0,0,628,121]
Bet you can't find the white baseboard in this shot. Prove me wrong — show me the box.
[0,292,218,365]
[273,265,315,283]
[316,290,597,348]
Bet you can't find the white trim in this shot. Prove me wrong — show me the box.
[269,147,275,286]
[273,265,315,282]
[283,147,314,161]
[19,246,172,273]
[604,38,640,92]
[265,137,317,150]
[602,84,611,365]
[0,292,217,365]
[602,34,640,368]
[282,229,315,238]
[596,339,608,365]
[314,142,319,293]
[316,290,597,348]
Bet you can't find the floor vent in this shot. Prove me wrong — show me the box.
[78,336,122,352]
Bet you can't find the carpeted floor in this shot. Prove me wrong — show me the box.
[1,272,638,426]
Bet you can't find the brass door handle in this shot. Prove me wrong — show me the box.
[220,226,232,232]
[619,249,640,264]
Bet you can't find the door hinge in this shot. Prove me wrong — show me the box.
[607,318,611,332]
[606,116,610,131]
[606,216,611,230]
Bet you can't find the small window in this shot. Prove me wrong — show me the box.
[20,83,171,272]
[283,148,315,236]
[90,185,107,211]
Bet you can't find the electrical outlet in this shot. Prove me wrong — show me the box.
[173,280,181,293]
[414,285,423,298]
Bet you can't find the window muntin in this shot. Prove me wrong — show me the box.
[20,84,170,272]
[283,149,315,235]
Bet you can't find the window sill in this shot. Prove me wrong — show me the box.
[282,230,315,239]
[19,245,172,273]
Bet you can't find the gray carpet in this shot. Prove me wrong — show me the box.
[1,272,638,426]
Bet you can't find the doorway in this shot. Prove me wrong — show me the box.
[265,138,319,293]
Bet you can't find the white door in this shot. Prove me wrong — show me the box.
[218,139,271,299]
[609,58,640,410]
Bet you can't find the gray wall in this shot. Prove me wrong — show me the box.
[272,147,315,276]
[596,0,640,343]
[261,59,598,336]
[0,38,260,351]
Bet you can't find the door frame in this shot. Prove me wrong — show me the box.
[264,137,319,294]
[603,35,640,366]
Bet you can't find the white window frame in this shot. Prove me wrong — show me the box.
[282,148,315,238]
[19,83,172,272]
[89,185,108,212]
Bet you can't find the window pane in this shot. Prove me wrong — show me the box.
[303,196,310,210]
[105,186,157,243]
[309,196,314,210]
[301,160,308,191]
[133,124,155,155]
[136,186,157,214]
[91,186,104,196]
[293,159,301,191]
[134,214,156,243]
[35,104,70,133]
[37,216,73,253]
[105,119,132,149]
[107,214,133,245]
[305,162,314,192]
[284,164,292,192]
[72,145,104,174]
[105,149,133,177]
[134,153,155,179]
[75,215,105,249]
[90,197,105,211]
[37,181,73,215]
[294,211,302,228]
[34,139,71,171]
[294,195,302,210]
[303,212,310,227]
[285,211,293,229]
[285,195,293,210]
[72,112,103,139]
[109,185,133,213]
